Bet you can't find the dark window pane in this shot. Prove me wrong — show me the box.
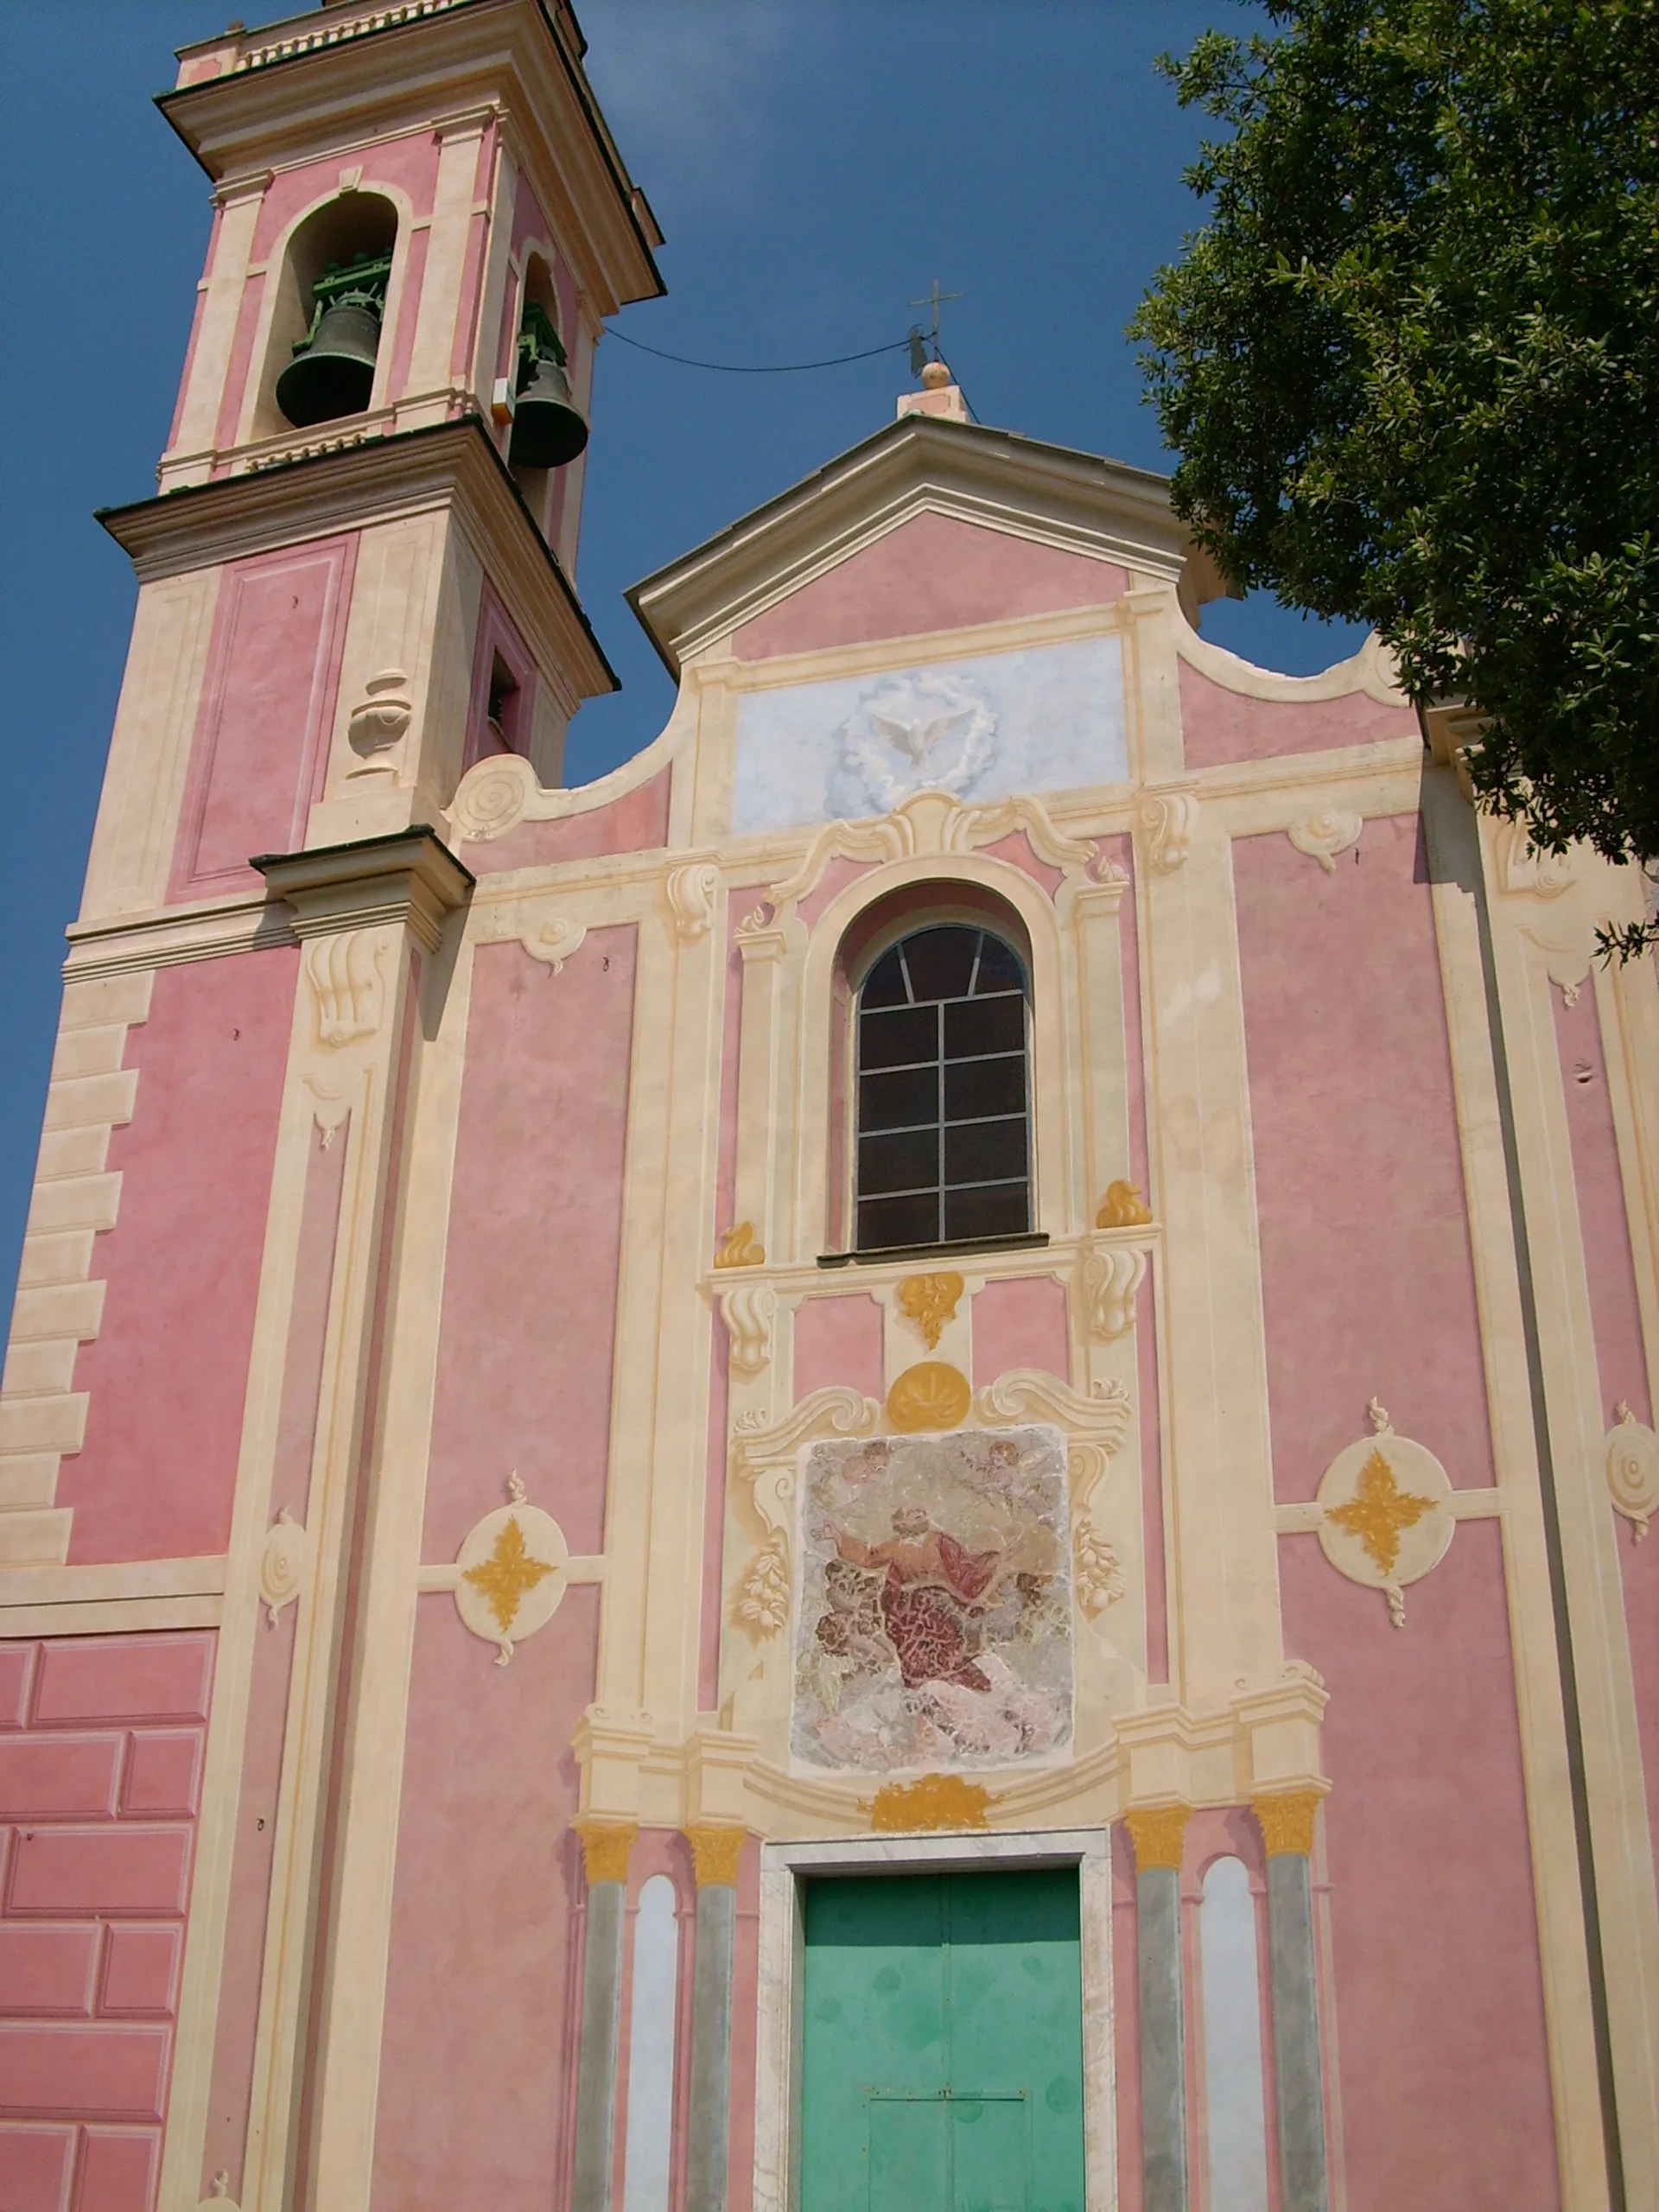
[944,1181,1030,1243]
[861,945,908,1007]
[858,1191,940,1250]
[944,1052,1026,1122]
[860,1003,938,1071]
[944,995,1025,1060]
[859,1127,939,1197]
[860,1065,938,1133]
[900,925,978,1004]
[945,1116,1027,1186]
[972,934,1026,995]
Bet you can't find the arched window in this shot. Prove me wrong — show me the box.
[256,193,398,440]
[853,922,1031,1253]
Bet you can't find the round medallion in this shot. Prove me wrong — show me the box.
[885,1360,972,1433]
[454,1502,569,1652]
[1316,1431,1453,1593]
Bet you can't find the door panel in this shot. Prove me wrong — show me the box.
[801,1872,1084,2212]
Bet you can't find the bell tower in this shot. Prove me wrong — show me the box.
[0,6,659,2207]
[116,0,663,849]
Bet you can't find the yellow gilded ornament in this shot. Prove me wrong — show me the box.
[1123,1802,1191,1871]
[1096,1179,1154,1229]
[868,1774,994,1832]
[1252,1789,1326,1858]
[461,1514,555,1635]
[1325,1448,1435,1577]
[573,1818,638,1885]
[896,1272,965,1351]
[715,1222,766,1268]
[886,1361,972,1433]
[683,1824,747,1887]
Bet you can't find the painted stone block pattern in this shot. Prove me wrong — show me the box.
[0,1632,213,2211]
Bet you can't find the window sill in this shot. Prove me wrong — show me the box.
[816,1231,1050,1269]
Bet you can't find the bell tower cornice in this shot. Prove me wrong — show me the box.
[99,417,617,712]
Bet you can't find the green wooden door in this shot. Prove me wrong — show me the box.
[800,1871,1085,2212]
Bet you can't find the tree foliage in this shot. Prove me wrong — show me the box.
[1132,0,1659,950]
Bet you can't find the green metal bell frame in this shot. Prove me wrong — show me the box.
[275,251,393,429]
[508,299,589,470]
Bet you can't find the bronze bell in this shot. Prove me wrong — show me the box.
[508,302,588,469]
[509,349,588,468]
[275,296,382,429]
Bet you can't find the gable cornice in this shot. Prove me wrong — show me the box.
[626,416,1199,677]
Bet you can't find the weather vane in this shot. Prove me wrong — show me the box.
[908,279,963,376]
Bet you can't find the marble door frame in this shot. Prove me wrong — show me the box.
[753,1828,1116,2212]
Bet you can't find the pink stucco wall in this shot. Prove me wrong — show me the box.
[463,770,671,874]
[970,1275,1069,1385]
[1178,660,1415,773]
[1279,1523,1559,2209]
[793,1294,883,1405]
[422,928,638,1562]
[1233,816,1496,1501]
[171,540,356,898]
[372,1588,600,2212]
[63,949,298,1564]
[0,1631,214,2212]
[732,512,1130,661]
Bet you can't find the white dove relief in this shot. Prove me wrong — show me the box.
[868,706,971,766]
[830,670,998,814]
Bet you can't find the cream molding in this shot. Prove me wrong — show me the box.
[717,1281,778,1376]
[1605,1404,1659,1541]
[766,786,1103,912]
[1139,787,1199,872]
[254,823,474,954]
[258,1510,306,1626]
[1287,809,1364,873]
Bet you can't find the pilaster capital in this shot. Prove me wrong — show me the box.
[1122,1802,1192,1872]
[1252,1787,1329,1859]
[683,1824,747,1890]
[253,825,474,953]
[572,1817,638,1887]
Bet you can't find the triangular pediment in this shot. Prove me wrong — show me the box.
[626,414,1219,677]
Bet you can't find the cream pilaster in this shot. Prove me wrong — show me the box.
[638,864,728,1726]
[302,919,479,2212]
[729,910,796,1265]
[167,174,268,483]
[399,112,493,422]
[1419,767,1615,2209]
[1473,820,1659,2206]
[1138,811,1283,1701]
[228,831,471,2212]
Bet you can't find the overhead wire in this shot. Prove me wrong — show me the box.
[603,327,914,373]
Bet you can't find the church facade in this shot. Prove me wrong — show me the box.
[2,5,1657,2211]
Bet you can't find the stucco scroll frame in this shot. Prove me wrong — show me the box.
[754,1828,1116,2212]
[778,798,1110,1260]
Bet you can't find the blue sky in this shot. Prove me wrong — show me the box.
[0,0,1365,1319]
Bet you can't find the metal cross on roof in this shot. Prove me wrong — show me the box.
[908,279,964,372]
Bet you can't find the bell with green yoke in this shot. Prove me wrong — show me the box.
[275,251,392,429]
[509,298,589,469]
